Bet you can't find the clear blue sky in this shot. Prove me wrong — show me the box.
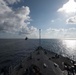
[0,0,76,38]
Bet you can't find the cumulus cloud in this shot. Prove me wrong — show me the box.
[57,0,76,14]
[57,0,76,25]
[0,0,38,38]
[43,28,76,38]
[66,16,76,24]
[0,0,12,14]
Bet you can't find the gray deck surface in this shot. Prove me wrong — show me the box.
[10,48,72,75]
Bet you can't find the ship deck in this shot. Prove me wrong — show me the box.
[10,47,75,75]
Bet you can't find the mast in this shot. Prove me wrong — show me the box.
[39,29,41,46]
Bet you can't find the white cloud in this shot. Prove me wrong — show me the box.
[4,0,21,4]
[0,0,38,38]
[0,0,12,14]
[58,0,76,14]
[66,16,76,24]
[57,0,76,24]
[43,28,76,38]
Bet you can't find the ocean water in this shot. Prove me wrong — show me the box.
[0,39,76,69]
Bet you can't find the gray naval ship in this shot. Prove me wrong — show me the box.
[10,46,76,75]
[0,29,76,75]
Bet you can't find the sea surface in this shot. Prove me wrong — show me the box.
[0,39,76,69]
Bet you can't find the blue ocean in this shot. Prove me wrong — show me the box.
[0,39,76,69]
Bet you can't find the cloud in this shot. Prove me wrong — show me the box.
[57,0,76,24]
[0,0,38,38]
[4,0,21,4]
[57,0,76,14]
[66,16,76,24]
[0,0,12,14]
[43,28,76,38]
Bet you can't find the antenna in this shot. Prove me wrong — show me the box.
[39,29,41,46]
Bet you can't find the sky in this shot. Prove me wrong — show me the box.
[0,0,76,38]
